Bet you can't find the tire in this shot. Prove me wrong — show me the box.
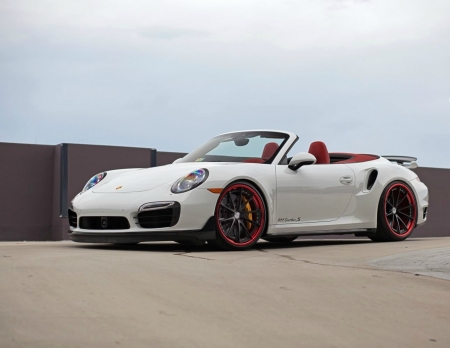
[370,181,417,242]
[263,236,297,243]
[214,181,267,250]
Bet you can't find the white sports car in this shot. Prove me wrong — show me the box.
[69,130,429,250]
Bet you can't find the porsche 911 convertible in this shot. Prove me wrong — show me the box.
[69,130,429,250]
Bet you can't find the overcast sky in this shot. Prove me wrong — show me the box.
[1,0,449,167]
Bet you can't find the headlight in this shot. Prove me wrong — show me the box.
[82,172,107,193]
[171,169,209,194]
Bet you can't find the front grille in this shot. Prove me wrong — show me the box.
[68,209,77,228]
[137,203,181,229]
[79,216,130,230]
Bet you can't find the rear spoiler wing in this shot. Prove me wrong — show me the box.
[382,156,418,169]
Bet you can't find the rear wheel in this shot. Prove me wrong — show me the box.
[371,181,417,242]
[214,181,267,250]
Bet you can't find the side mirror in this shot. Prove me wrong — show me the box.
[288,152,316,171]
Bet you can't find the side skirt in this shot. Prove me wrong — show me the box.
[264,228,377,238]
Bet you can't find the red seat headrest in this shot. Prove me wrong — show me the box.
[262,142,279,161]
[308,141,330,164]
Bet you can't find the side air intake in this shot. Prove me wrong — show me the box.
[366,170,378,191]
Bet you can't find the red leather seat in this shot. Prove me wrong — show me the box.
[262,142,279,161]
[243,142,279,163]
[308,141,330,164]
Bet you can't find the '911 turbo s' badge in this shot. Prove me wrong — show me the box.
[278,217,301,223]
[116,186,122,190]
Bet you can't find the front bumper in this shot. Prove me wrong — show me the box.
[70,217,216,243]
[69,184,218,238]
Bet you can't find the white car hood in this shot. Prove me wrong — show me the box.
[92,163,228,193]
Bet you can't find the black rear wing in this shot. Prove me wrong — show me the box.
[382,156,418,168]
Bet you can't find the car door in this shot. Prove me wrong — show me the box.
[275,164,355,224]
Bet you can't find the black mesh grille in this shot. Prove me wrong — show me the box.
[68,209,77,228]
[79,217,130,230]
[137,203,180,229]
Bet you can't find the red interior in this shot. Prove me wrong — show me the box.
[242,140,378,164]
[329,152,379,164]
[308,141,330,164]
[243,142,279,163]
[262,142,279,160]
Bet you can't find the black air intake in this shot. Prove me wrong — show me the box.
[137,202,181,229]
[68,209,78,228]
[79,217,130,230]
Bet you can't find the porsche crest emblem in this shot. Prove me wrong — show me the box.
[116,186,123,190]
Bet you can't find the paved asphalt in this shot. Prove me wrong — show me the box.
[1,237,450,348]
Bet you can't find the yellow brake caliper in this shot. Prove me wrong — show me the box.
[241,197,253,231]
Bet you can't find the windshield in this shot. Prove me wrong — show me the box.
[178,131,289,164]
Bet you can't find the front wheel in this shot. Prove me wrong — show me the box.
[371,181,417,242]
[214,181,267,250]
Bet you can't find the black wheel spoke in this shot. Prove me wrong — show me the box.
[220,203,235,213]
[387,200,394,207]
[242,216,260,227]
[240,195,254,211]
[398,205,413,211]
[239,188,243,211]
[398,211,413,219]
[219,217,234,222]
[239,220,252,240]
[396,188,402,206]
[225,219,235,237]
[228,191,236,211]
[396,193,408,207]
[386,212,394,217]
[387,214,394,224]
[395,215,402,232]
[397,215,408,230]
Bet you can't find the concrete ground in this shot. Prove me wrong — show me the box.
[1,237,450,348]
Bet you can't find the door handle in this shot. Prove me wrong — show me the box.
[340,176,353,185]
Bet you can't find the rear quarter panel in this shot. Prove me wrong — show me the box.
[342,158,420,228]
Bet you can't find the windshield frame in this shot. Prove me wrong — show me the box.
[177,130,298,165]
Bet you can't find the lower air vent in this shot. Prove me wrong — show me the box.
[366,170,378,191]
[79,217,130,230]
[68,209,78,228]
[137,203,181,229]
[423,207,428,220]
